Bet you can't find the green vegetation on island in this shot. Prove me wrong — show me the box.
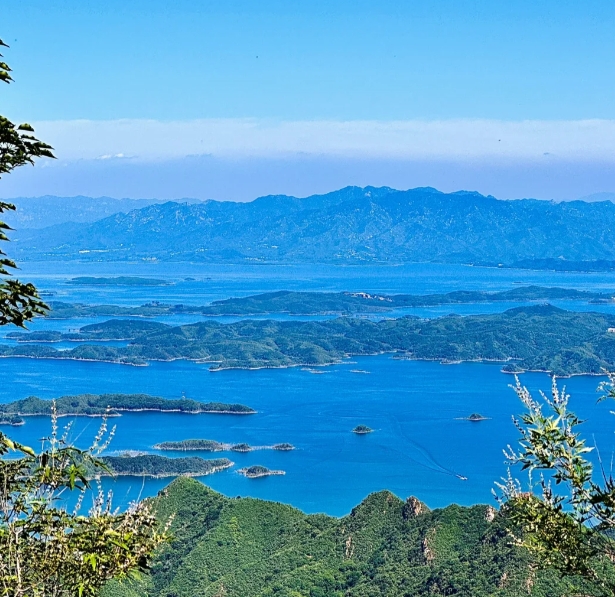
[44,301,182,319]
[237,465,285,478]
[101,455,233,478]
[0,414,24,426]
[5,304,615,375]
[195,286,615,315]
[230,443,252,452]
[37,285,614,319]
[153,439,224,452]
[0,394,255,422]
[352,425,373,434]
[272,443,295,451]
[101,477,604,597]
[67,276,170,286]
[154,439,295,453]
[466,413,489,422]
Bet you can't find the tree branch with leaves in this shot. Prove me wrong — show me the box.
[0,37,171,596]
[496,375,615,595]
[0,407,171,597]
[0,38,54,327]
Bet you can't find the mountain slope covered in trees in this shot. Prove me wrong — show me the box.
[12,187,615,265]
[102,477,602,597]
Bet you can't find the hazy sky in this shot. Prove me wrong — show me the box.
[2,0,615,200]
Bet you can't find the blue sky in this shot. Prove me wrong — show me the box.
[2,0,615,200]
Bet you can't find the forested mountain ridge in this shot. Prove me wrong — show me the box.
[101,477,600,597]
[11,186,615,264]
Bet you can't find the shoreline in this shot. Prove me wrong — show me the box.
[0,350,611,379]
[153,441,293,451]
[97,462,234,479]
[237,468,286,479]
[2,407,256,419]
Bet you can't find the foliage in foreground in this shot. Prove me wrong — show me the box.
[0,410,169,597]
[102,476,603,597]
[497,374,615,595]
[0,39,169,596]
[0,38,52,328]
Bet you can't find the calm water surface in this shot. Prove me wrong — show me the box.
[1,261,615,515]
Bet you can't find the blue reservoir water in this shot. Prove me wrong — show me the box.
[17,261,615,304]
[1,261,615,516]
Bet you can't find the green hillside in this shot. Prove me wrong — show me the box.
[102,478,602,597]
[41,286,613,319]
[5,305,615,375]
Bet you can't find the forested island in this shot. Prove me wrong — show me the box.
[154,439,295,452]
[352,425,373,434]
[0,414,24,426]
[192,286,614,315]
[154,439,225,451]
[100,454,233,478]
[37,285,614,319]
[101,477,603,597]
[0,394,255,421]
[464,413,489,422]
[4,304,615,375]
[273,443,295,451]
[237,465,285,478]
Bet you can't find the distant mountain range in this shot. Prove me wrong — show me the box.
[8,186,615,266]
[577,192,615,203]
[1,195,204,229]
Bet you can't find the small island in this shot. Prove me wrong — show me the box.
[352,425,373,435]
[0,394,256,423]
[153,439,224,452]
[230,443,252,452]
[100,454,233,478]
[237,465,285,479]
[462,413,490,422]
[272,443,295,451]
[0,414,25,426]
[154,439,295,452]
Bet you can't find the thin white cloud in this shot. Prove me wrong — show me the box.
[31,118,615,163]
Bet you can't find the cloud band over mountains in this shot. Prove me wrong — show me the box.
[31,118,615,163]
[2,118,614,202]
